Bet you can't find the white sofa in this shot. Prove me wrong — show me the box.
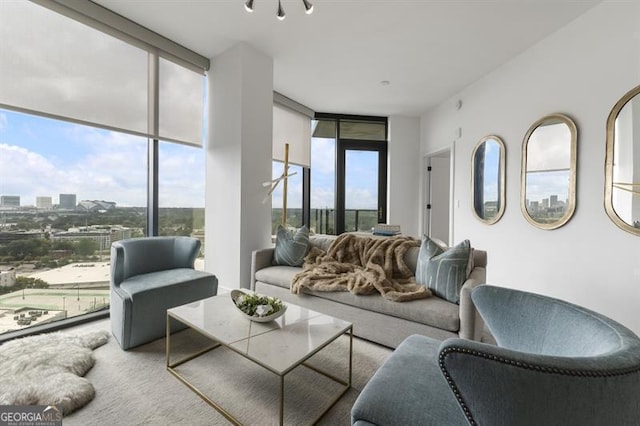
[250,234,487,348]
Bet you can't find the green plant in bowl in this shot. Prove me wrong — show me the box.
[231,290,286,322]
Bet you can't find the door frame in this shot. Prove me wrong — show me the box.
[423,144,455,245]
[336,140,388,234]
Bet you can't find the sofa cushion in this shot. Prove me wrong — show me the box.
[305,289,460,332]
[309,234,336,252]
[416,237,472,304]
[273,225,310,267]
[255,265,300,289]
[118,268,215,297]
[351,334,467,426]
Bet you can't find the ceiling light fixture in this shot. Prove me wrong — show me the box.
[244,1,314,20]
[277,0,286,20]
[302,0,314,14]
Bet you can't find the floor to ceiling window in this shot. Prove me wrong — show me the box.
[158,141,206,264]
[0,0,208,337]
[311,115,388,235]
[0,108,147,335]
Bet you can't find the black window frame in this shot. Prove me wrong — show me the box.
[310,113,388,235]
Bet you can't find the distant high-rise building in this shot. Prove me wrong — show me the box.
[550,195,558,207]
[59,193,77,210]
[36,196,53,209]
[0,195,20,208]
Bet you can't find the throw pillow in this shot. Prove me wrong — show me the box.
[415,236,471,304]
[273,225,311,267]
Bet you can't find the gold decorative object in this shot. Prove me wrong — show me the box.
[604,84,640,236]
[520,113,578,230]
[471,135,506,225]
[263,143,296,227]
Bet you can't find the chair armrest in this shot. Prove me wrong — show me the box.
[110,242,125,287]
[250,248,274,291]
[458,267,485,341]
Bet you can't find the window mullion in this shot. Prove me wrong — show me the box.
[147,52,159,236]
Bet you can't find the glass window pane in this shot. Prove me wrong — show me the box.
[339,121,386,141]
[0,1,148,135]
[0,109,147,335]
[159,58,205,146]
[310,129,336,234]
[271,161,303,234]
[158,141,205,268]
[345,150,379,232]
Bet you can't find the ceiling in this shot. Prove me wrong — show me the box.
[93,0,600,117]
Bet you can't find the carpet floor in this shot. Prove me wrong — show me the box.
[62,319,391,425]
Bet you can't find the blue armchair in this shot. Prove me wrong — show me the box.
[110,236,218,350]
[352,285,640,425]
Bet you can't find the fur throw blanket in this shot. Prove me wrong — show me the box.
[0,330,110,414]
[291,233,431,302]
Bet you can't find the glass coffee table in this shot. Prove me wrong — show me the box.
[166,293,353,425]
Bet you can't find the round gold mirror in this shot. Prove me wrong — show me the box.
[472,135,506,224]
[521,113,577,230]
[605,84,640,236]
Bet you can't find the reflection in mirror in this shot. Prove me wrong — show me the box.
[605,84,640,236]
[472,135,505,224]
[521,113,577,229]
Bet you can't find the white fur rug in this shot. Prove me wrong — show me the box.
[0,330,110,414]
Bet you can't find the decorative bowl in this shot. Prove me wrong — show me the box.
[230,290,287,322]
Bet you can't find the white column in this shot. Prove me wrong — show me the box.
[388,115,421,237]
[205,43,273,289]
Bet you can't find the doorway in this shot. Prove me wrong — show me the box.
[337,140,388,234]
[424,149,451,245]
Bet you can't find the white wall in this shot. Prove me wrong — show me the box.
[421,1,640,334]
[206,43,273,289]
[388,116,421,237]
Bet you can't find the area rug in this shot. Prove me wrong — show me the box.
[0,330,110,414]
[62,319,391,425]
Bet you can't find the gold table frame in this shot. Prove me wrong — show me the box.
[166,310,353,425]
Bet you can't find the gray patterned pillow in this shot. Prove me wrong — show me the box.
[415,236,471,304]
[273,225,310,267]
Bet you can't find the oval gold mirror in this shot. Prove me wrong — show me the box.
[521,113,577,229]
[472,135,506,224]
[605,84,640,236]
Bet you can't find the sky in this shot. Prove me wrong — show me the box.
[0,108,204,208]
[477,138,501,203]
[1,108,379,211]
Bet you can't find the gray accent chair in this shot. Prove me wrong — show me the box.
[352,285,640,425]
[110,236,218,350]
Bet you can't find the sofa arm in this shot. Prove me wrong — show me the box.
[250,248,275,291]
[458,266,486,341]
